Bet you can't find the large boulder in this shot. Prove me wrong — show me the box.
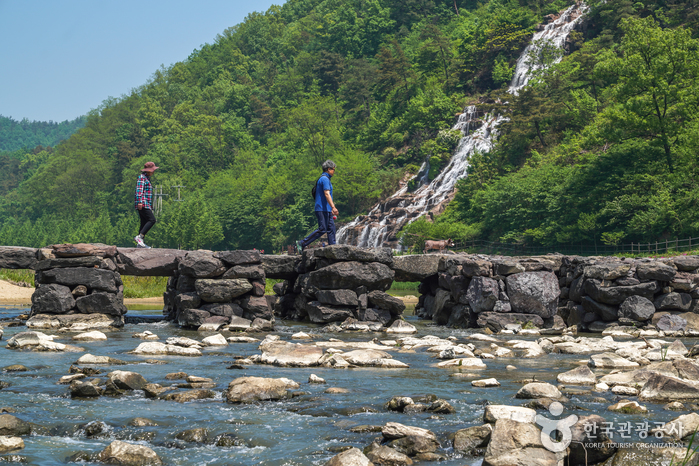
[367,291,405,316]
[618,295,656,321]
[466,277,499,313]
[307,261,394,291]
[51,243,117,258]
[483,419,561,466]
[26,313,124,330]
[222,264,264,280]
[31,283,75,315]
[97,440,163,466]
[313,245,393,266]
[115,248,186,276]
[35,256,102,271]
[195,279,252,303]
[584,262,631,280]
[515,382,562,399]
[581,296,618,321]
[505,272,559,318]
[382,422,439,456]
[177,308,210,328]
[317,289,358,307]
[636,262,677,281]
[674,256,699,272]
[76,292,127,316]
[305,301,354,323]
[0,246,37,269]
[37,267,120,292]
[225,377,293,403]
[392,255,441,281]
[453,425,492,454]
[584,279,659,305]
[178,251,226,278]
[557,365,596,385]
[240,295,273,320]
[654,292,692,311]
[656,314,688,332]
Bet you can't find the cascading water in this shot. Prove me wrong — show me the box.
[337,2,588,248]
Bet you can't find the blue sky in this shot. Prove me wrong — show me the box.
[0,0,278,122]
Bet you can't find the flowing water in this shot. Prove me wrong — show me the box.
[1,305,695,465]
[337,3,588,249]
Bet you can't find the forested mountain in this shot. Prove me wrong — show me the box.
[0,0,698,251]
[0,115,86,152]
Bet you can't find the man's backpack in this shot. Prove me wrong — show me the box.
[311,176,323,200]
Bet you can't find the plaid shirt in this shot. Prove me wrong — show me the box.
[134,173,153,210]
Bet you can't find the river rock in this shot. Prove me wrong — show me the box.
[466,277,499,313]
[200,334,227,346]
[76,354,126,365]
[618,295,656,321]
[175,427,209,443]
[453,424,492,454]
[382,422,439,455]
[177,308,210,328]
[639,373,699,402]
[483,419,561,466]
[472,378,500,387]
[307,261,394,291]
[603,445,699,466]
[228,316,252,331]
[222,264,264,280]
[257,340,323,366]
[0,415,31,436]
[0,436,24,452]
[515,382,562,399]
[31,283,75,315]
[72,331,108,341]
[386,320,417,334]
[437,357,486,368]
[393,255,441,281]
[651,413,699,439]
[364,441,413,465]
[341,350,408,368]
[70,380,104,397]
[656,314,688,332]
[483,405,537,424]
[97,440,163,466]
[226,377,295,403]
[76,292,127,316]
[568,415,617,465]
[195,279,252,303]
[325,447,374,466]
[130,342,202,356]
[588,352,639,368]
[557,365,596,384]
[608,399,647,413]
[107,371,147,390]
[637,262,677,281]
[200,302,243,318]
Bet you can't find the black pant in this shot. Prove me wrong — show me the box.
[138,208,156,236]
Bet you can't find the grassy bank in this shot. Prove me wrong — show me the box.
[0,269,34,287]
[121,276,168,299]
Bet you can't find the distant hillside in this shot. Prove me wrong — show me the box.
[0,115,86,152]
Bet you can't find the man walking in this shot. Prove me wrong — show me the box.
[297,160,338,252]
[134,161,159,249]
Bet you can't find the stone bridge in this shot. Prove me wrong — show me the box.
[2,244,699,336]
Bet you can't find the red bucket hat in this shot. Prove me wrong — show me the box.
[142,161,159,172]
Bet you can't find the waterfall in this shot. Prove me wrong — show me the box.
[337,3,588,248]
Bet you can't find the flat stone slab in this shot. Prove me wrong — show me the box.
[116,248,186,276]
[392,254,442,281]
[0,246,38,269]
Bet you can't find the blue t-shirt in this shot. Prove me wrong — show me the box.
[314,172,333,212]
